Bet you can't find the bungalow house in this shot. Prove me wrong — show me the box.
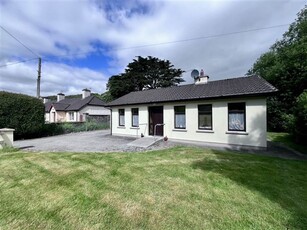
[107,74,277,149]
[44,89,110,123]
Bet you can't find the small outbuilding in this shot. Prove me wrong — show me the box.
[107,74,277,149]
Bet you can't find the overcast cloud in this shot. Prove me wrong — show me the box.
[0,0,305,97]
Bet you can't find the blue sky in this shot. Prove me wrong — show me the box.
[0,0,305,96]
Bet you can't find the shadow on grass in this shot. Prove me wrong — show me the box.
[192,150,307,229]
[268,132,307,154]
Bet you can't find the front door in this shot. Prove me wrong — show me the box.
[149,106,163,136]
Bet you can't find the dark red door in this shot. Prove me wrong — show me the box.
[149,106,163,136]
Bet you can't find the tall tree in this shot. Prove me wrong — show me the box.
[248,5,307,131]
[107,56,185,99]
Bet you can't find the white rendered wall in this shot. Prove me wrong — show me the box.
[111,97,267,148]
[79,106,110,116]
[45,113,50,122]
[46,106,110,123]
[48,107,66,123]
[111,106,148,137]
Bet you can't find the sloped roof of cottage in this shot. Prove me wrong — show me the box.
[45,95,106,112]
[107,75,278,107]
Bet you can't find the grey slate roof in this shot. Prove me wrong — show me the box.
[44,101,53,112]
[46,95,106,112]
[107,75,278,107]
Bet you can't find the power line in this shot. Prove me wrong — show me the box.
[1,23,290,66]
[43,23,290,60]
[115,24,290,50]
[0,25,40,58]
[0,58,38,68]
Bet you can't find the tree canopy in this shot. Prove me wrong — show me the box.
[248,5,307,132]
[106,56,185,100]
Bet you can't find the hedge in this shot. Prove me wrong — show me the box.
[41,121,110,137]
[0,91,45,139]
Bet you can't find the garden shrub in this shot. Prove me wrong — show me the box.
[280,113,295,133]
[41,121,109,137]
[0,91,45,139]
[40,123,65,136]
[293,90,307,145]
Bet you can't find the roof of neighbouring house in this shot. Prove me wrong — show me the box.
[45,95,107,112]
[107,75,278,107]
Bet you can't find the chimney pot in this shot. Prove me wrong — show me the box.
[43,97,50,104]
[195,69,209,85]
[57,93,65,102]
[82,88,91,99]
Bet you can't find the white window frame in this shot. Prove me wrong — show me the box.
[69,112,75,121]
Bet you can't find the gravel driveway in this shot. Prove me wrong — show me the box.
[14,130,144,152]
[14,130,306,160]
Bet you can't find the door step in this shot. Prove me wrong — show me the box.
[127,137,164,148]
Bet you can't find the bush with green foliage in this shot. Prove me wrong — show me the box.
[40,123,65,136]
[293,91,307,145]
[248,6,307,131]
[0,91,45,139]
[42,121,109,137]
[280,113,295,133]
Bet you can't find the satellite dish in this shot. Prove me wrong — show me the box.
[191,69,199,79]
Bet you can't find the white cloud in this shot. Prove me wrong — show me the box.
[0,0,305,96]
[0,61,108,96]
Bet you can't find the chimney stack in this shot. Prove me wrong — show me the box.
[57,93,65,102]
[43,97,50,104]
[82,88,91,99]
[195,69,209,84]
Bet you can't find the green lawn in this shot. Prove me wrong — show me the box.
[0,147,306,229]
[268,132,307,154]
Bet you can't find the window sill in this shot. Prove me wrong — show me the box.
[196,130,214,133]
[130,127,140,129]
[226,131,248,135]
[172,129,187,132]
[117,126,126,129]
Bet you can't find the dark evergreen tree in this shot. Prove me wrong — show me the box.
[106,56,185,99]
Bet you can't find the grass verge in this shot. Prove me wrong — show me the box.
[0,147,306,229]
[268,132,307,154]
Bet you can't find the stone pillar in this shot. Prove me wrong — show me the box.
[0,128,15,149]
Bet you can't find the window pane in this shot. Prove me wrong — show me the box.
[175,114,186,128]
[132,115,139,127]
[198,104,212,129]
[198,105,211,113]
[199,114,212,129]
[119,109,125,126]
[119,109,124,115]
[131,108,139,127]
[69,112,74,120]
[174,106,186,129]
[229,103,245,112]
[132,108,138,115]
[175,106,185,114]
[229,113,245,131]
[119,115,125,126]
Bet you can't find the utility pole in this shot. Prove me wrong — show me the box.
[37,57,41,98]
